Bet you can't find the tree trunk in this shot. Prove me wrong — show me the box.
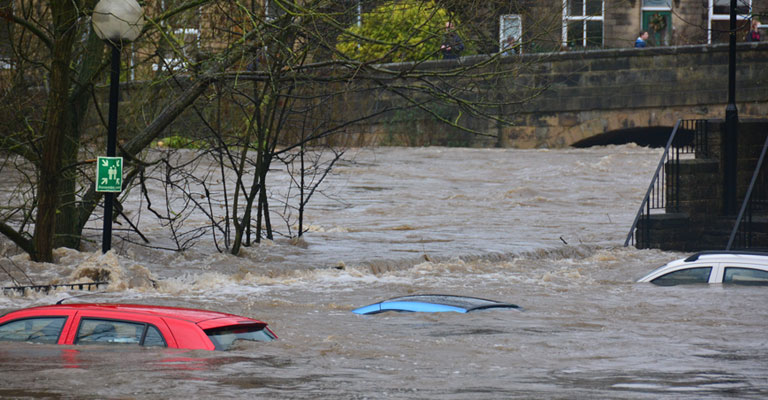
[32,1,79,262]
[55,29,106,250]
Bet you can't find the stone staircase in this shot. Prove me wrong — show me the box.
[631,119,768,251]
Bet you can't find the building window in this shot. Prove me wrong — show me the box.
[642,1,672,46]
[562,0,603,48]
[642,0,671,9]
[712,0,751,15]
[708,0,752,43]
[499,14,522,54]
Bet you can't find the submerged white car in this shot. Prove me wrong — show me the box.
[638,251,768,286]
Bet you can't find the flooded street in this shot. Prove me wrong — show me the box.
[1,146,767,398]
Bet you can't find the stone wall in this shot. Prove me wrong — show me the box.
[604,0,641,48]
[343,42,768,148]
[102,42,768,150]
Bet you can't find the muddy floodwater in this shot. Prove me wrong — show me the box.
[0,146,766,399]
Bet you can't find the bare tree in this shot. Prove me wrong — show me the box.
[0,0,268,261]
[0,0,557,261]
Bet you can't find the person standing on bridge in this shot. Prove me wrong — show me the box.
[635,31,649,48]
[746,19,761,42]
[503,36,518,55]
[440,21,464,59]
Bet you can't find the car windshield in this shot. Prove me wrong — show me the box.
[205,324,276,351]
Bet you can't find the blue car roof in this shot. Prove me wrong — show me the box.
[352,294,521,315]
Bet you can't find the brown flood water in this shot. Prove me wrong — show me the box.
[0,146,766,399]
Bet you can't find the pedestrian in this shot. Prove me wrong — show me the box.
[503,36,518,55]
[746,19,761,42]
[635,31,649,48]
[440,21,464,59]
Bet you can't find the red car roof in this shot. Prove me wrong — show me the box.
[16,303,262,326]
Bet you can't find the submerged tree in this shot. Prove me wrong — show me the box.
[0,0,261,261]
[0,0,557,262]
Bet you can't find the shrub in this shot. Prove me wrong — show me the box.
[336,1,461,63]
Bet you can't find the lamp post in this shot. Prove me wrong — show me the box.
[723,0,739,215]
[92,0,144,253]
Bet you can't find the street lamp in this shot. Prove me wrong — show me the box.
[723,0,739,215]
[92,0,144,253]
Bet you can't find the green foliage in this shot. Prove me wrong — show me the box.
[336,1,457,63]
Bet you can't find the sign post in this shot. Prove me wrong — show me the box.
[96,156,123,193]
[97,156,122,253]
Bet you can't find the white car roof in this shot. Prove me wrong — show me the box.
[682,251,768,264]
[638,251,768,282]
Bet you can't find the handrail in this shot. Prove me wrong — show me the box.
[624,119,682,247]
[726,131,768,250]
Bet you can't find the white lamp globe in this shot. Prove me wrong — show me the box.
[92,0,145,43]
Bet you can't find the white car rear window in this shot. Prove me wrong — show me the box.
[205,325,276,350]
[723,267,768,285]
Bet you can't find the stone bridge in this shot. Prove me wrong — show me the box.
[350,42,768,148]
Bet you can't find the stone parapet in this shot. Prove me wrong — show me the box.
[346,42,768,148]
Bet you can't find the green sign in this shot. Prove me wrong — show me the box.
[96,156,123,192]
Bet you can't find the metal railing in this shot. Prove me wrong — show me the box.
[1,281,108,295]
[726,131,768,250]
[624,119,708,248]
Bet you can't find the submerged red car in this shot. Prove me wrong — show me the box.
[0,303,276,351]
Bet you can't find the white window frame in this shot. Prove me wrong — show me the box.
[357,0,362,27]
[499,14,522,53]
[173,28,201,37]
[562,0,605,48]
[173,27,202,55]
[128,44,136,80]
[641,0,672,11]
[708,0,752,44]
[152,57,187,72]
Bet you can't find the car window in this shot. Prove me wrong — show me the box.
[0,317,66,344]
[651,267,712,286]
[205,325,276,351]
[142,325,166,347]
[723,267,768,285]
[77,319,166,347]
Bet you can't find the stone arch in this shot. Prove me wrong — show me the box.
[571,126,677,147]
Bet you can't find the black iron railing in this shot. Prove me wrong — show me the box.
[726,131,768,250]
[1,281,108,295]
[625,119,708,248]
